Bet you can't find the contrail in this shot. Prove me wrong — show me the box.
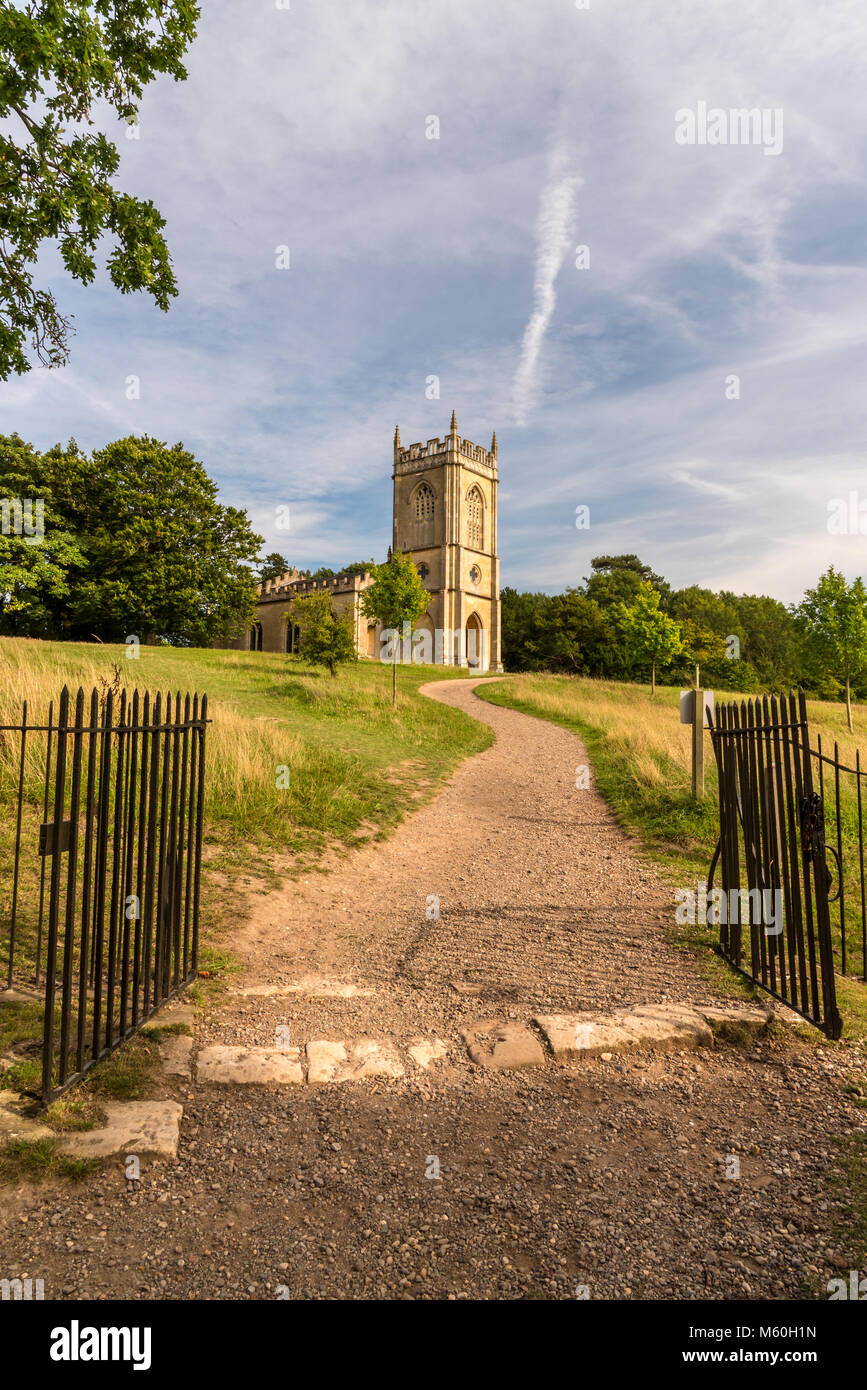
[513,157,582,426]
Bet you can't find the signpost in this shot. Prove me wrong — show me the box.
[680,687,714,799]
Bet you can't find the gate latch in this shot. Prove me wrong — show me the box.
[39,820,72,856]
[799,793,833,893]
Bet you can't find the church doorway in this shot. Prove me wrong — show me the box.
[465,614,485,669]
[366,624,376,658]
[249,623,263,652]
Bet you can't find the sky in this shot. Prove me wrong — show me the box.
[2,0,867,603]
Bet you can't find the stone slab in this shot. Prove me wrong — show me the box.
[698,1004,774,1038]
[306,1039,405,1084]
[58,1101,183,1159]
[156,1004,196,1027]
[235,978,375,1000]
[0,1089,54,1143]
[0,987,42,1004]
[407,1038,449,1070]
[196,1045,304,1085]
[461,1020,546,1071]
[306,1040,347,1084]
[159,1034,194,1077]
[534,1005,713,1061]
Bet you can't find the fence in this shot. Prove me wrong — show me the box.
[707,689,843,1038]
[813,733,867,983]
[1,685,208,1102]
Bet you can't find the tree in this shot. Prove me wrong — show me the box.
[532,591,610,675]
[287,590,357,678]
[583,555,671,613]
[795,567,867,731]
[257,552,292,582]
[4,433,263,645]
[0,0,200,378]
[361,550,429,704]
[500,587,549,671]
[615,581,683,695]
[0,433,85,636]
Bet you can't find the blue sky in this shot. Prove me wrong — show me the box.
[3,0,867,602]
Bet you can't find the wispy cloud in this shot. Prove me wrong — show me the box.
[512,151,582,426]
[2,0,867,600]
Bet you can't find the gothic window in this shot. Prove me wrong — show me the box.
[414,482,435,522]
[466,486,484,549]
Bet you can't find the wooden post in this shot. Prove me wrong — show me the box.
[692,688,705,800]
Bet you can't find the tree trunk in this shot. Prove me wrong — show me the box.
[651,659,656,697]
[847,675,853,731]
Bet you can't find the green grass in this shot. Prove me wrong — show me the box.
[478,673,867,1038]
[0,638,490,1091]
[75,1035,159,1101]
[0,1135,99,1184]
[831,1132,867,1266]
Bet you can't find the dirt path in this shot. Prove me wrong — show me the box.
[1,679,863,1301]
[221,677,713,1050]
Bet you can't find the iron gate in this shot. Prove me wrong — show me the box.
[707,689,842,1038]
[1,684,208,1101]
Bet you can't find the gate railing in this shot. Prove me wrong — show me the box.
[707,689,842,1039]
[812,735,867,984]
[0,685,208,1102]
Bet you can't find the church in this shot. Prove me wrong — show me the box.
[226,414,502,671]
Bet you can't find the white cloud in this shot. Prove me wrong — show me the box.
[2,0,867,603]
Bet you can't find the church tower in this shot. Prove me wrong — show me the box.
[392,412,502,670]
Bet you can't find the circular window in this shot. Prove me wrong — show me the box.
[469,565,481,585]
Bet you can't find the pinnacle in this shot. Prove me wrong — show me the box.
[449,409,458,434]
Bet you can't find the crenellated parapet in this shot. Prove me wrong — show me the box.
[393,412,498,478]
[257,570,372,601]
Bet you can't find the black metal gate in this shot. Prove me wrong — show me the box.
[707,689,842,1038]
[1,685,208,1101]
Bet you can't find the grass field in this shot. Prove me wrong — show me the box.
[0,638,491,1094]
[478,673,867,1040]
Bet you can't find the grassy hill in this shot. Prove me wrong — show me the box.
[0,638,492,973]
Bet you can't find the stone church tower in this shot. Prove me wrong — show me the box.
[216,412,502,671]
[393,411,502,670]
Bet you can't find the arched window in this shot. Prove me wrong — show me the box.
[414,482,435,522]
[249,622,263,652]
[466,486,484,549]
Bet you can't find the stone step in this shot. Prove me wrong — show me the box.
[231,977,375,1000]
[533,1002,778,1062]
[57,1101,183,1160]
[191,1035,450,1086]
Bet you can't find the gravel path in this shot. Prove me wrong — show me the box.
[0,679,863,1301]
[217,677,714,1050]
